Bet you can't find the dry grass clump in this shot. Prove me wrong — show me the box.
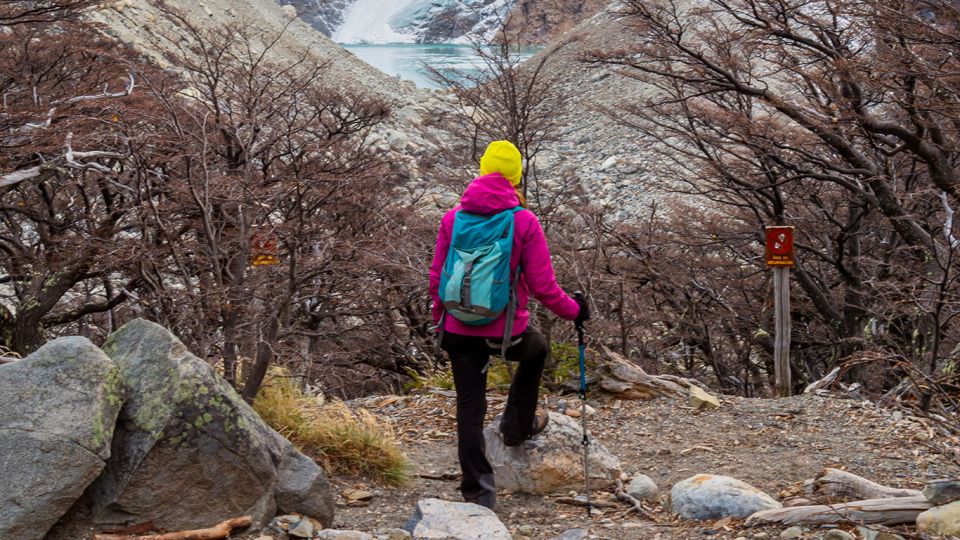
[253,370,410,486]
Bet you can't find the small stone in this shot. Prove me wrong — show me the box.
[916,499,960,536]
[517,524,535,535]
[923,479,960,505]
[752,532,770,539]
[280,4,297,19]
[779,526,803,538]
[671,474,781,520]
[856,526,905,540]
[626,474,659,502]
[689,385,720,410]
[823,531,854,540]
[255,536,275,540]
[385,528,411,540]
[342,488,374,502]
[599,156,618,172]
[288,518,314,538]
[405,499,510,539]
[551,529,588,540]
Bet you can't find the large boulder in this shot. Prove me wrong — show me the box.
[87,319,333,530]
[484,412,621,494]
[0,338,124,540]
[671,474,781,520]
[404,499,510,539]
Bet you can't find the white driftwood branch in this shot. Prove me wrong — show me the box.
[22,72,135,131]
[93,515,251,540]
[814,468,922,501]
[598,345,704,399]
[65,132,123,173]
[942,192,960,250]
[0,165,44,189]
[745,495,932,526]
[804,367,841,394]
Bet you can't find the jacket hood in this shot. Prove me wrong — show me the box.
[460,173,521,214]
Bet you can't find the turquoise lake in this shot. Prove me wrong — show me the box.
[343,43,540,89]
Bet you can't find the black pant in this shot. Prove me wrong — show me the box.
[441,329,548,509]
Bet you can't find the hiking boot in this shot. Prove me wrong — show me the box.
[502,408,549,447]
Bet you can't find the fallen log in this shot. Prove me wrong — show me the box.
[93,516,252,540]
[598,346,704,400]
[555,497,618,509]
[804,367,841,394]
[745,495,932,526]
[814,468,922,501]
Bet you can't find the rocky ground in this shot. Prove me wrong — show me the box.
[316,389,960,539]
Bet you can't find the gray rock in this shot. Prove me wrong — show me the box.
[670,474,781,520]
[823,531,854,540]
[627,474,659,502]
[599,156,619,172]
[87,319,333,531]
[289,518,315,538]
[779,526,803,538]
[856,526,905,540]
[916,499,960,536]
[381,529,412,540]
[484,412,621,494]
[551,529,588,540]
[0,338,124,540]
[404,498,510,539]
[923,479,960,505]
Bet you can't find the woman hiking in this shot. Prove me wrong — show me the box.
[428,140,589,510]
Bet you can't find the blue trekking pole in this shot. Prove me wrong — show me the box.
[574,291,591,517]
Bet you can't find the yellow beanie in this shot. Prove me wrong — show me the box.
[479,140,523,186]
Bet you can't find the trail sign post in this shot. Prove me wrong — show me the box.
[765,226,794,397]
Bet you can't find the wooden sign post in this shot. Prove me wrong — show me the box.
[765,226,795,397]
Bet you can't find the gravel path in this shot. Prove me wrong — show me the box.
[328,390,959,539]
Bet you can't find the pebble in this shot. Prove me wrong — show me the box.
[779,526,803,539]
[288,517,315,538]
[752,533,770,540]
[823,531,854,540]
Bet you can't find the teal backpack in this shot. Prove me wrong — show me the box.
[439,207,523,367]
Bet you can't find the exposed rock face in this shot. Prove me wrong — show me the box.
[404,499,510,539]
[87,319,333,530]
[504,0,608,44]
[0,338,124,540]
[671,474,782,520]
[484,412,621,493]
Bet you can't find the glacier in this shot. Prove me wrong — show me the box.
[333,0,424,44]
[332,0,517,44]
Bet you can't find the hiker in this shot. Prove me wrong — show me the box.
[428,140,590,510]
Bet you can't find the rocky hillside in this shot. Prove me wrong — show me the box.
[91,0,420,104]
[282,0,606,44]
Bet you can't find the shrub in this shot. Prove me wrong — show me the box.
[254,370,410,485]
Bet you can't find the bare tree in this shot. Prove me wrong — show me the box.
[585,0,960,397]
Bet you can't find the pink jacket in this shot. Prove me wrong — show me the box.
[429,172,581,337]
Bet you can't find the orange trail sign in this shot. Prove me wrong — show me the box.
[765,226,795,267]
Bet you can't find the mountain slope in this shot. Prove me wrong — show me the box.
[90,0,420,103]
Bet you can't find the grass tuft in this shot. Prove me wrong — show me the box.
[254,370,410,486]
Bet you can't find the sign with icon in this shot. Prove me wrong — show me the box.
[765,226,795,267]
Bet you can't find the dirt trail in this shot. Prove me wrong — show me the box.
[331,391,959,539]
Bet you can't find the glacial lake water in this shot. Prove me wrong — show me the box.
[342,43,540,89]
